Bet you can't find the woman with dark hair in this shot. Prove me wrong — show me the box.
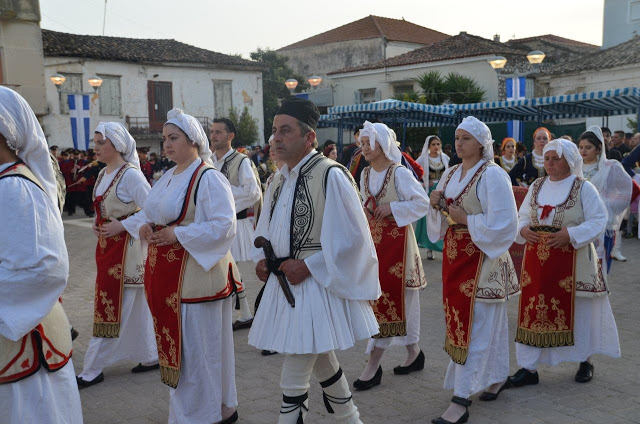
[516,142,527,159]
[509,128,551,186]
[578,126,638,271]
[323,143,338,160]
[494,138,517,173]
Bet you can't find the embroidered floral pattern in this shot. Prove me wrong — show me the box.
[100,290,116,322]
[165,293,179,314]
[107,264,122,280]
[388,262,404,279]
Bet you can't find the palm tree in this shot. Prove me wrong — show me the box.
[414,71,447,105]
[444,72,486,104]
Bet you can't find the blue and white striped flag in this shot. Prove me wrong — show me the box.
[67,94,91,150]
[506,77,526,141]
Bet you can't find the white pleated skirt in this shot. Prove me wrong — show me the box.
[230,218,254,263]
[169,298,237,424]
[79,286,158,381]
[516,295,621,369]
[366,288,420,353]
[249,275,379,354]
[443,302,510,398]
[0,360,83,424]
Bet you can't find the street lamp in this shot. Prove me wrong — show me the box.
[489,56,507,69]
[284,78,298,93]
[308,75,322,89]
[527,51,546,65]
[50,74,66,89]
[88,75,103,92]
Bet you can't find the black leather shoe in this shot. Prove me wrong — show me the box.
[76,373,104,389]
[261,350,278,356]
[131,363,160,373]
[394,350,425,375]
[232,318,253,331]
[575,361,594,383]
[479,380,511,401]
[70,327,79,341]
[220,411,238,423]
[508,367,539,387]
[432,396,471,424]
[353,366,382,391]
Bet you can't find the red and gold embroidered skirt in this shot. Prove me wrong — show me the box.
[442,226,484,365]
[369,217,407,338]
[93,232,129,337]
[516,230,576,348]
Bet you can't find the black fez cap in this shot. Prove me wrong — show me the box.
[276,97,320,130]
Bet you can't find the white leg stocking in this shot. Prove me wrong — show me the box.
[314,352,361,424]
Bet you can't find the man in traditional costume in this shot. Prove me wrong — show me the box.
[427,116,519,424]
[127,109,240,423]
[352,121,428,391]
[209,117,262,331]
[249,98,380,424]
[508,138,620,388]
[76,122,158,388]
[0,86,83,423]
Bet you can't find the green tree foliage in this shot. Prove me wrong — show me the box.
[408,71,486,105]
[228,106,260,148]
[444,72,486,104]
[393,91,423,102]
[414,71,447,105]
[627,117,638,132]
[249,48,307,142]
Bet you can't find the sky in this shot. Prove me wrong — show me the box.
[40,0,605,58]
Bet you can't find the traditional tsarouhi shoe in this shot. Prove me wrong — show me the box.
[76,372,104,389]
[393,350,425,375]
[431,396,471,424]
[508,367,539,387]
[575,361,594,383]
[352,366,382,391]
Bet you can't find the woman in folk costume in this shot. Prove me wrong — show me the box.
[579,126,639,272]
[509,127,551,186]
[427,116,519,424]
[508,138,620,389]
[0,86,82,423]
[126,108,240,424]
[351,122,428,390]
[494,137,517,173]
[415,135,449,259]
[76,122,158,388]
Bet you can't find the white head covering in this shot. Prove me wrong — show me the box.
[94,122,140,169]
[421,135,437,157]
[456,116,494,161]
[164,108,212,163]
[585,125,607,169]
[359,121,402,164]
[543,138,583,177]
[0,86,58,208]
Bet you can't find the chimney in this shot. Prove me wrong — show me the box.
[493,34,500,42]
[459,31,467,35]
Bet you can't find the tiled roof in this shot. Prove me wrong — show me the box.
[507,34,598,48]
[328,32,525,75]
[506,35,599,58]
[278,15,449,50]
[42,29,263,70]
[545,35,640,75]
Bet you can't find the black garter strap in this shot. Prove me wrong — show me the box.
[319,368,351,414]
[281,392,309,423]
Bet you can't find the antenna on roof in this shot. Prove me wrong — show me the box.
[102,0,107,36]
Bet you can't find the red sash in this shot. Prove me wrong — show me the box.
[366,197,407,338]
[509,186,529,281]
[348,148,362,177]
[442,226,484,364]
[516,229,576,347]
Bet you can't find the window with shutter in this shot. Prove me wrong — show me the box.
[98,75,122,116]
[359,88,377,104]
[213,80,233,117]
[58,73,83,114]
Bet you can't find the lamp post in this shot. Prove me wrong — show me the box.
[50,74,67,91]
[308,75,322,90]
[88,75,103,92]
[284,78,298,93]
[489,56,507,70]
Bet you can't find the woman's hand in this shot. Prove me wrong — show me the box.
[520,226,540,244]
[92,218,100,238]
[373,204,392,220]
[148,226,178,246]
[139,224,154,243]
[99,220,125,238]
[546,228,571,248]
[430,190,443,207]
[448,205,468,225]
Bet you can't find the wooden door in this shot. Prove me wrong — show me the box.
[148,81,173,132]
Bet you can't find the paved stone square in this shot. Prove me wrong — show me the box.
[62,217,640,423]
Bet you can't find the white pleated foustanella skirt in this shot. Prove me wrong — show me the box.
[248,274,379,355]
[366,288,420,353]
[1,360,83,424]
[230,218,255,263]
[443,301,510,399]
[169,298,237,424]
[79,286,158,381]
[516,295,621,369]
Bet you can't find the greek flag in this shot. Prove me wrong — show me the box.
[68,94,91,150]
[505,77,526,141]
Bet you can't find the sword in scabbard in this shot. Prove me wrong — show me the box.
[254,236,296,308]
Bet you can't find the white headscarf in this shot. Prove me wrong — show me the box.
[164,108,212,163]
[359,121,402,164]
[543,138,583,178]
[0,86,58,208]
[456,116,494,161]
[94,122,140,169]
